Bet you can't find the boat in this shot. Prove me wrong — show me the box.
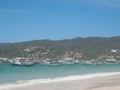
[22,61,35,66]
[12,60,35,67]
[0,61,2,64]
[12,61,22,66]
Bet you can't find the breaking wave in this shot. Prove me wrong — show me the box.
[0,72,120,90]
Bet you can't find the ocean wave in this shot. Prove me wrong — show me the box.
[0,72,120,90]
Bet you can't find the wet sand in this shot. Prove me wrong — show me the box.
[7,75,120,90]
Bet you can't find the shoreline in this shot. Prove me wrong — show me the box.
[13,75,120,90]
[1,73,120,90]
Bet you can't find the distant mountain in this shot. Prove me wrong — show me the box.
[0,43,11,46]
[0,36,120,59]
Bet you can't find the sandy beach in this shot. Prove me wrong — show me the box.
[6,75,120,90]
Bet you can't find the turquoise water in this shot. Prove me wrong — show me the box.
[0,64,120,83]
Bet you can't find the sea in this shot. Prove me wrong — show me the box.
[0,64,120,89]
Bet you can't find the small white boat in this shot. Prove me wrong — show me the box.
[12,61,35,67]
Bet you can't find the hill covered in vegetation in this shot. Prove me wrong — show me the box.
[0,36,120,60]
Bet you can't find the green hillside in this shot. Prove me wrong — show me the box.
[0,36,120,59]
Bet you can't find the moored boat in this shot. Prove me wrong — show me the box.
[12,60,35,67]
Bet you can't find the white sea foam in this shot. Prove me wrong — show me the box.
[0,72,120,90]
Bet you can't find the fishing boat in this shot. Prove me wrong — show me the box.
[12,60,35,67]
[22,61,35,66]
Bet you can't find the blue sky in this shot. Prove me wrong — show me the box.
[0,0,120,42]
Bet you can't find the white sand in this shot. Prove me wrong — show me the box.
[5,75,120,90]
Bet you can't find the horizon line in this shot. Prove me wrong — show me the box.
[0,35,120,44]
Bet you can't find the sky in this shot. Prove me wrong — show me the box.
[0,0,120,43]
